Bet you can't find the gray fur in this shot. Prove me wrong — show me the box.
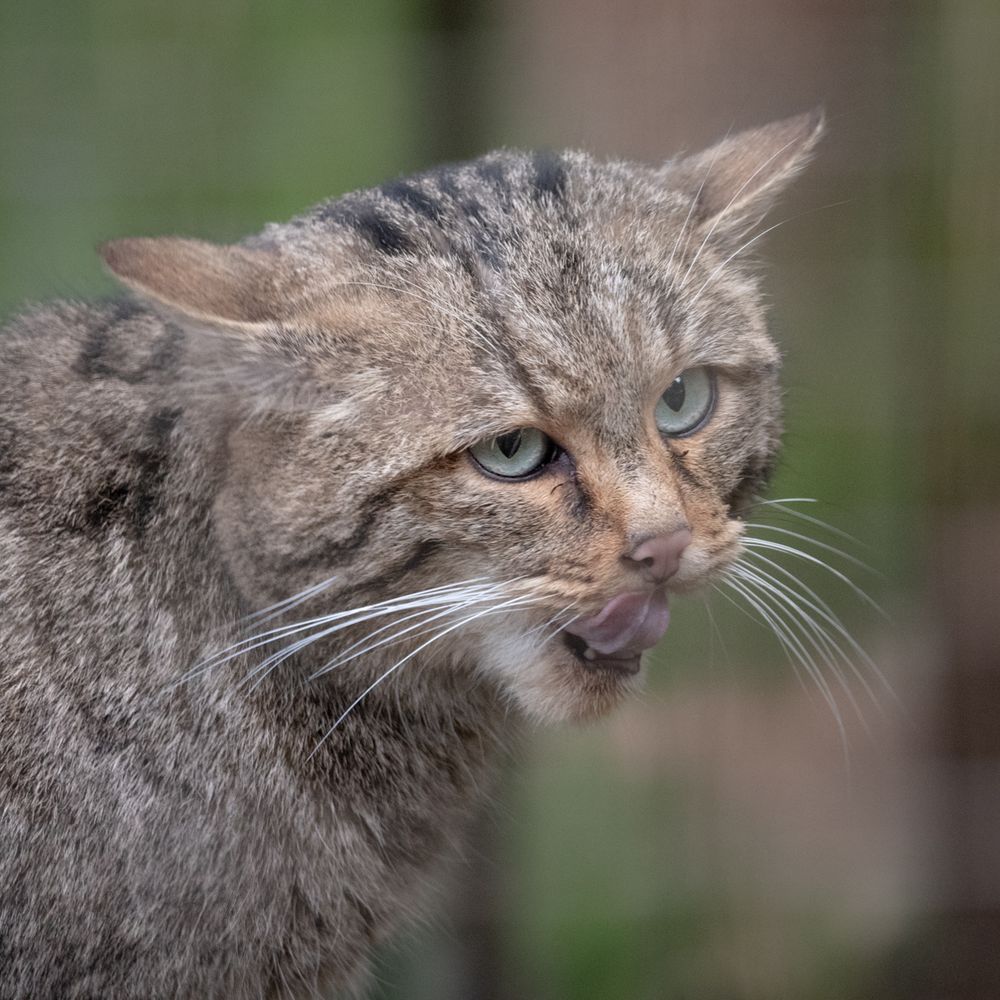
[0,112,820,997]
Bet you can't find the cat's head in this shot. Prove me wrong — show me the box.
[102,111,822,723]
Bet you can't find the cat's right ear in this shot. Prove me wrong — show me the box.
[99,236,384,415]
[663,109,824,235]
[99,237,292,328]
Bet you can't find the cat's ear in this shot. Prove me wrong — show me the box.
[98,235,383,415]
[664,109,824,233]
[99,237,292,327]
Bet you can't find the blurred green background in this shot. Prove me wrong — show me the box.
[2,1,998,997]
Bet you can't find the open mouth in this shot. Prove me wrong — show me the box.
[559,589,671,677]
[562,632,643,675]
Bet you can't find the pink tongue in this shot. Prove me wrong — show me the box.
[564,591,671,656]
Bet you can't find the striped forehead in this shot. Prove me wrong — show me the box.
[311,149,573,274]
[305,149,713,439]
[501,317,672,450]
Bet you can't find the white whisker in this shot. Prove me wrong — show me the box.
[307,593,542,759]
[677,130,819,289]
[240,582,515,689]
[741,537,886,618]
[522,603,577,644]
[744,522,880,578]
[752,498,868,548]
[685,201,851,309]
[720,575,850,765]
[336,274,506,365]
[537,611,582,650]
[713,578,817,700]
[685,216,795,305]
[725,575,844,710]
[747,496,820,508]
[173,578,502,687]
[738,550,897,705]
[701,595,730,671]
[307,606,456,680]
[308,588,506,680]
[241,575,339,627]
[730,564,870,726]
[665,121,735,279]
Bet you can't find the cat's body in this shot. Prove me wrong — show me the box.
[0,114,821,997]
[0,306,502,998]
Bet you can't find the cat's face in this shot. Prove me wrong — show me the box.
[103,112,821,722]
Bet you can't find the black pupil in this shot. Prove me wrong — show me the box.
[663,376,686,412]
[496,430,522,458]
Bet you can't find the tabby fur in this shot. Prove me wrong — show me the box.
[0,111,821,997]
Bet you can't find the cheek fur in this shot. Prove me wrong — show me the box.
[673,373,782,519]
[439,458,597,573]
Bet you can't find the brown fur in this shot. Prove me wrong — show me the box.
[0,112,821,997]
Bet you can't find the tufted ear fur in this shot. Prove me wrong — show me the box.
[99,237,294,327]
[664,109,824,234]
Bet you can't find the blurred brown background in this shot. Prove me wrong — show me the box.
[1,1,997,997]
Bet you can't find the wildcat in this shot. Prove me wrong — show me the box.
[0,111,821,998]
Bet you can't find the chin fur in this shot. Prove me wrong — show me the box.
[474,624,646,724]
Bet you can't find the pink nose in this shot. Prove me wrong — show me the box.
[623,529,692,583]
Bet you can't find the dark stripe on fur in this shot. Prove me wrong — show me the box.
[727,457,774,518]
[80,407,181,537]
[391,172,487,277]
[670,449,706,490]
[505,353,553,419]
[82,480,132,533]
[383,537,442,581]
[75,305,184,385]
[73,299,145,380]
[531,151,567,203]
[380,180,444,225]
[327,539,443,607]
[474,160,513,211]
[132,407,181,532]
[286,476,415,573]
[351,208,416,256]
[475,159,508,191]
[431,165,464,204]
[319,201,418,257]
[569,475,593,522]
[473,303,553,418]
[0,417,18,483]
[417,165,506,269]
[465,211,505,270]
[148,323,186,376]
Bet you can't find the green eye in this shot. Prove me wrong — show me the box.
[469,428,557,479]
[654,366,716,436]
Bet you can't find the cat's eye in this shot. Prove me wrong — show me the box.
[654,366,716,436]
[469,428,558,479]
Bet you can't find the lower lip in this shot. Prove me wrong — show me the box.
[563,634,642,675]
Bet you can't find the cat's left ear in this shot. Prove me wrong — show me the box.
[663,109,824,234]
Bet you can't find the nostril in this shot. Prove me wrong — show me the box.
[624,528,692,582]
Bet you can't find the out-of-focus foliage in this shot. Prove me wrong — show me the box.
[0,0,437,312]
